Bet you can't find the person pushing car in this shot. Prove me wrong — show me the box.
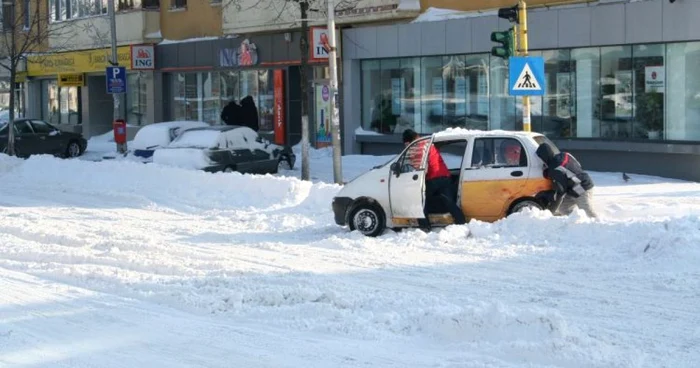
[402,129,466,230]
[536,142,598,218]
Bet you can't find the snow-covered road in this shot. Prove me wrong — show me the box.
[1,152,699,367]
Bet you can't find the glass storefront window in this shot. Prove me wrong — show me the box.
[600,46,633,138]
[40,79,79,125]
[541,49,573,138]
[258,70,274,133]
[571,47,601,138]
[171,70,274,127]
[633,44,665,139]
[356,41,700,142]
[667,42,700,141]
[127,73,149,125]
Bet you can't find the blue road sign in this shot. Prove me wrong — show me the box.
[508,56,545,96]
[106,66,127,94]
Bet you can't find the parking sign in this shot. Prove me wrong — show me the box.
[106,66,127,94]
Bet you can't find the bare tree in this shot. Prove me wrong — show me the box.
[0,0,71,156]
[222,0,358,181]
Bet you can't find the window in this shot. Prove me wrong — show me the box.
[171,70,273,126]
[539,50,573,138]
[399,137,430,173]
[127,73,149,125]
[23,0,30,29]
[633,44,665,139]
[30,120,55,134]
[15,121,34,135]
[48,0,114,22]
[666,42,700,141]
[600,46,633,138]
[472,138,526,168]
[172,0,186,8]
[435,140,467,169]
[421,56,444,132]
[571,47,601,138]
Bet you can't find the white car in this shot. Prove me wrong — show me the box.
[332,128,557,236]
[131,121,209,162]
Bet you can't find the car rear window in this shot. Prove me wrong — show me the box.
[533,135,561,154]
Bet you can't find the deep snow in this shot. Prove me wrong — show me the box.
[1,147,699,367]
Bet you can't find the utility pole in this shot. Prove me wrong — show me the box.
[107,0,126,153]
[517,0,530,132]
[326,0,342,184]
[6,0,16,156]
[299,0,311,180]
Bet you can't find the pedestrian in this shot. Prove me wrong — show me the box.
[402,129,466,230]
[240,95,260,132]
[220,100,241,126]
[536,142,598,218]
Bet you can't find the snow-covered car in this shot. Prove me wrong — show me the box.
[131,121,209,162]
[332,128,557,236]
[152,125,296,174]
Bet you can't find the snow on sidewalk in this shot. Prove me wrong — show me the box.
[0,153,699,367]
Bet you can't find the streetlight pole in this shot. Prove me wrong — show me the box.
[107,0,126,153]
[326,0,342,184]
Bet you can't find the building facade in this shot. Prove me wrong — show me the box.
[341,0,700,181]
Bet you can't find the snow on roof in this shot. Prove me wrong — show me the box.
[158,36,229,45]
[433,127,542,140]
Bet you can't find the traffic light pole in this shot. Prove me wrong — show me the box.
[517,0,530,132]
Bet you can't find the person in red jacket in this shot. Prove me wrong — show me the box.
[403,129,466,230]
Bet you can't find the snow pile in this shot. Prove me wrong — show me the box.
[1,151,700,367]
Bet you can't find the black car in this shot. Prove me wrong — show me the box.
[152,125,296,174]
[0,118,88,158]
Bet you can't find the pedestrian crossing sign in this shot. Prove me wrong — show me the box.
[508,56,545,96]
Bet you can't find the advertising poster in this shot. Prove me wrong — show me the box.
[315,84,331,147]
[273,70,285,145]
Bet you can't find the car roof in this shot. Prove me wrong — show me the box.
[181,125,249,132]
[432,128,543,142]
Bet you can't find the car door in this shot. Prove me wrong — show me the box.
[461,136,530,220]
[13,120,42,156]
[29,120,61,154]
[388,135,432,221]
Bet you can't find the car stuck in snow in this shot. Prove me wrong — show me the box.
[152,125,296,174]
[332,128,557,236]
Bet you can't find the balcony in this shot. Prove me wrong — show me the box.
[222,0,420,35]
[48,0,161,52]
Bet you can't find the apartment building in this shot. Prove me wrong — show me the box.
[342,0,700,181]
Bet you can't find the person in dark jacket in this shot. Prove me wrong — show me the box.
[240,95,259,131]
[536,143,598,218]
[220,100,242,126]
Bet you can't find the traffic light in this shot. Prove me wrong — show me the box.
[490,28,514,59]
[498,4,520,23]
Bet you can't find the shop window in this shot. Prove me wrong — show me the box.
[599,46,633,138]
[201,72,221,125]
[258,70,274,133]
[666,42,700,141]
[40,80,80,125]
[220,71,240,110]
[127,73,149,125]
[421,56,444,133]
[538,50,573,138]
[633,44,665,140]
[489,55,516,131]
[571,47,601,138]
[360,60,381,133]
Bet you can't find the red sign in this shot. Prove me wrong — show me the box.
[273,70,285,145]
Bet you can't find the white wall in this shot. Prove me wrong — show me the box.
[48,11,160,51]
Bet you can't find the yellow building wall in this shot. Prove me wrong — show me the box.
[1,0,50,57]
[160,0,223,40]
[421,0,594,12]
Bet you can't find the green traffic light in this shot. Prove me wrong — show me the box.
[490,29,514,59]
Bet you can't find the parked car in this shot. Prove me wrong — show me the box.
[152,125,296,174]
[332,129,557,236]
[0,118,87,158]
[131,120,209,162]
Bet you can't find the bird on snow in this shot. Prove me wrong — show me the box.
[622,172,631,182]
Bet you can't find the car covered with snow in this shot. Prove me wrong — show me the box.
[152,125,296,174]
[131,121,209,162]
[332,128,557,236]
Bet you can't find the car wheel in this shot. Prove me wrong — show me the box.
[223,166,235,173]
[508,199,543,215]
[278,158,291,171]
[65,141,81,158]
[348,202,386,237]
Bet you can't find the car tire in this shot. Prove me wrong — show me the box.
[65,140,82,158]
[348,201,386,237]
[278,157,291,171]
[508,199,543,215]
[223,166,235,173]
